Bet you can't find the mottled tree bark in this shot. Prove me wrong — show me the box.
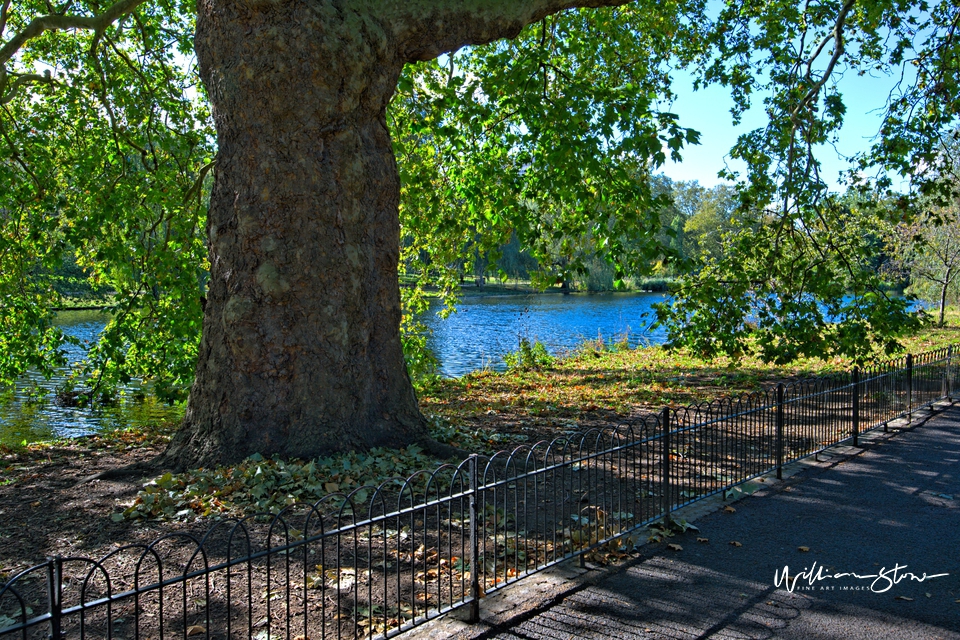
[167,0,633,468]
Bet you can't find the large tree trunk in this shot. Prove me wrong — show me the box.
[165,0,634,468]
[165,0,424,468]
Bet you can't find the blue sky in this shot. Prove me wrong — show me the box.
[660,67,905,191]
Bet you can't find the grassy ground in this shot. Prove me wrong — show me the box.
[418,309,960,448]
[8,309,957,461]
[3,308,958,522]
[893,309,960,353]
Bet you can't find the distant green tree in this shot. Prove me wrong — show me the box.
[681,184,738,261]
[889,204,960,327]
[658,194,919,363]
[656,0,958,363]
[494,234,536,284]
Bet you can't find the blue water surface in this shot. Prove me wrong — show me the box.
[423,292,667,377]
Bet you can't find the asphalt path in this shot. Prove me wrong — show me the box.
[486,406,960,639]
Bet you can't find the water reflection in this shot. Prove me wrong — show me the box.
[0,310,183,447]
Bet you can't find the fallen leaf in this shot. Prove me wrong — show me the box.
[186,626,206,636]
[798,546,809,552]
[697,537,709,543]
[730,541,743,547]
[723,506,736,514]
[895,596,914,602]
[667,543,682,552]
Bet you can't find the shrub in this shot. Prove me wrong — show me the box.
[503,338,554,371]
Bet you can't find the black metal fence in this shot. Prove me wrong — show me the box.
[1,346,955,639]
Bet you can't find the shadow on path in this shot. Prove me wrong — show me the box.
[487,407,960,639]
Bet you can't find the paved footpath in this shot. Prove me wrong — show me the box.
[470,404,960,639]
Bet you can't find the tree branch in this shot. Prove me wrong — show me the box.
[1,71,51,103]
[0,0,12,40]
[183,159,216,206]
[0,105,43,195]
[1,71,54,104]
[393,0,635,63]
[0,0,149,67]
[790,0,855,120]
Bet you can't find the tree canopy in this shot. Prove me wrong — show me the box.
[655,0,960,363]
[0,0,211,401]
[1,0,958,408]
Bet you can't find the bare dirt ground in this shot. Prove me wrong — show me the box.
[0,441,195,574]
[0,416,640,639]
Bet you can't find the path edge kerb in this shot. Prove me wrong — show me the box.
[405,398,957,640]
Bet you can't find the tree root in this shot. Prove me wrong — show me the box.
[418,436,471,461]
[74,458,171,486]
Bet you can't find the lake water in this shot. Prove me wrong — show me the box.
[0,293,666,445]
[0,310,184,447]
[425,292,667,377]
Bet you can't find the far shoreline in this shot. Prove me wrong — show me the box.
[404,278,675,300]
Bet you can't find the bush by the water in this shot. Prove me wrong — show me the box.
[503,338,554,371]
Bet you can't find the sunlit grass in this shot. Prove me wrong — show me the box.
[419,309,960,427]
[5,308,958,523]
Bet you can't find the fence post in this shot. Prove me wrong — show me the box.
[661,407,671,525]
[907,353,914,423]
[852,368,860,447]
[467,455,480,624]
[46,556,62,640]
[776,384,784,480]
